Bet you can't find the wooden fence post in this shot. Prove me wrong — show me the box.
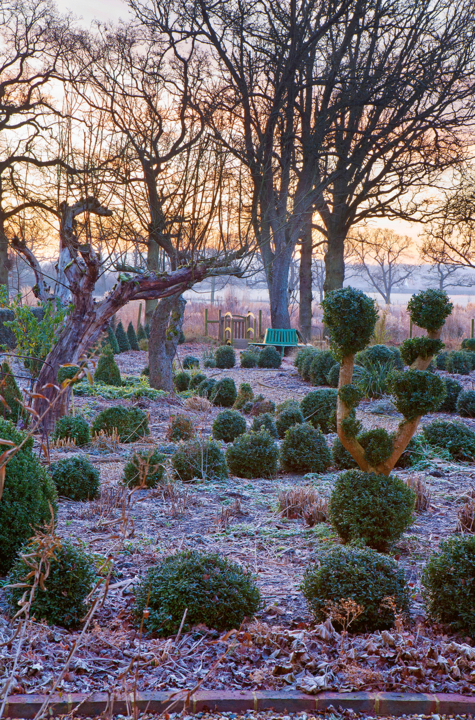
[471,318,474,339]
[204,308,208,336]
[409,320,413,339]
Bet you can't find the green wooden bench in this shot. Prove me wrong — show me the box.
[249,328,307,356]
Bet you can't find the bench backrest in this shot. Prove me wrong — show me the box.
[264,328,298,345]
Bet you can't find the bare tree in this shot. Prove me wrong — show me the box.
[347,228,415,304]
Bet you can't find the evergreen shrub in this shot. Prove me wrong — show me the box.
[244,395,276,416]
[127,322,139,350]
[407,289,453,332]
[0,361,22,423]
[302,545,410,633]
[357,428,393,466]
[137,323,147,342]
[322,288,378,360]
[226,429,279,479]
[50,455,100,501]
[183,355,200,369]
[326,363,340,387]
[446,350,473,375]
[439,377,463,413]
[233,382,254,409]
[166,414,195,441]
[189,372,207,390]
[107,325,120,353]
[456,390,475,418]
[257,346,281,369]
[329,469,415,551]
[301,348,319,381]
[422,420,475,461]
[115,321,130,352]
[210,377,237,407]
[173,371,191,392]
[215,345,236,369]
[280,423,331,474]
[331,437,358,470]
[275,401,304,438]
[94,347,122,386]
[212,410,247,443]
[240,350,258,368]
[134,551,261,636]
[197,377,217,398]
[309,350,337,386]
[251,412,278,438]
[57,365,81,385]
[300,389,337,433]
[52,415,90,446]
[389,369,446,419]
[461,338,475,351]
[435,351,449,370]
[172,439,228,482]
[400,337,444,366]
[91,406,149,442]
[356,344,396,370]
[123,449,166,488]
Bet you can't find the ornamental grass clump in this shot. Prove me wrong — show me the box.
[257,345,281,368]
[91,406,149,443]
[210,377,237,407]
[251,412,278,438]
[422,420,475,461]
[212,409,247,443]
[134,551,261,636]
[329,469,415,551]
[0,419,58,574]
[166,413,195,441]
[280,423,331,474]
[50,455,100,501]
[6,540,96,629]
[302,545,410,633]
[422,535,475,637]
[52,415,90,446]
[0,361,22,423]
[127,321,139,350]
[115,320,130,352]
[322,287,452,475]
[456,390,475,418]
[123,449,166,488]
[172,439,228,482]
[300,389,337,434]
[275,400,304,438]
[215,345,236,369]
[94,346,122,386]
[226,429,279,479]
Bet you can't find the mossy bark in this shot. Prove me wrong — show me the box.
[149,293,186,391]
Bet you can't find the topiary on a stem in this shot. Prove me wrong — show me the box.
[322,287,452,475]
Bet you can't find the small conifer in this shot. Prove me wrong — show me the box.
[115,321,130,352]
[137,323,147,342]
[127,321,139,350]
[107,325,120,354]
[94,346,122,386]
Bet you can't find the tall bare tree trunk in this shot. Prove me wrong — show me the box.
[145,237,159,325]
[323,229,345,294]
[0,222,10,293]
[299,218,313,340]
[149,293,186,391]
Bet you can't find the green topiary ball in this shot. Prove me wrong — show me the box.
[166,414,195,441]
[52,415,90,446]
[389,369,446,420]
[280,423,331,474]
[123,449,166,488]
[0,419,58,575]
[134,551,261,636]
[94,347,122,386]
[275,402,304,438]
[300,389,337,433]
[422,535,475,637]
[251,412,278,438]
[0,361,22,423]
[226,429,279,479]
[50,455,100,501]
[407,289,453,333]
[210,377,237,407]
[446,350,473,375]
[326,363,340,387]
[300,348,319,381]
[355,344,396,370]
[357,428,393,466]
[233,382,254,409]
[456,390,475,418]
[294,346,315,373]
[257,346,281,369]
[183,355,200,369]
[215,345,236,369]
[461,338,475,352]
[439,377,463,413]
[399,337,444,366]
[6,540,95,629]
[173,371,191,392]
[423,419,475,460]
[172,439,228,482]
[435,350,449,370]
[240,350,258,368]
[331,437,358,470]
[322,287,378,361]
[302,545,410,633]
[197,377,216,398]
[91,406,149,442]
[329,470,415,551]
[338,383,363,409]
[189,372,207,390]
[309,350,337,386]
[115,320,130,352]
[127,322,139,351]
[213,409,247,443]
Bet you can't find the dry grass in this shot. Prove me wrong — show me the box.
[184,396,212,413]
[405,475,432,513]
[90,429,120,453]
[458,489,475,533]
[79,485,128,520]
[278,486,327,523]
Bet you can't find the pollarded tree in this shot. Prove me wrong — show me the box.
[322,287,453,474]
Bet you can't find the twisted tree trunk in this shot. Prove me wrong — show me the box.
[149,294,186,391]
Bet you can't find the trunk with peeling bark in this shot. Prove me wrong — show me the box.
[149,294,186,391]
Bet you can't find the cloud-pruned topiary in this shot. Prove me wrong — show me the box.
[407,289,453,333]
[50,455,100,501]
[0,419,58,575]
[123,449,166,488]
[357,428,393,466]
[52,415,90,446]
[300,389,337,434]
[6,539,95,629]
[400,337,444,366]
[322,287,378,361]
[0,361,22,423]
[213,409,247,443]
[127,322,139,351]
[275,401,304,438]
[172,439,228,482]
[329,470,415,551]
[439,377,463,413]
[134,551,261,636]
[115,320,130,352]
[251,412,278,438]
[302,545,410,633]
[226,429,279,479]
[257,346,282,369]
[280,423,331,474]
[215,345,236,369]
[422,420,475,461]
[210,377,237,407]
[91,406,149,442]
[422,535,475,637]
[94,347,122,386]
[456,390,475,418]
[388,369,446,420]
